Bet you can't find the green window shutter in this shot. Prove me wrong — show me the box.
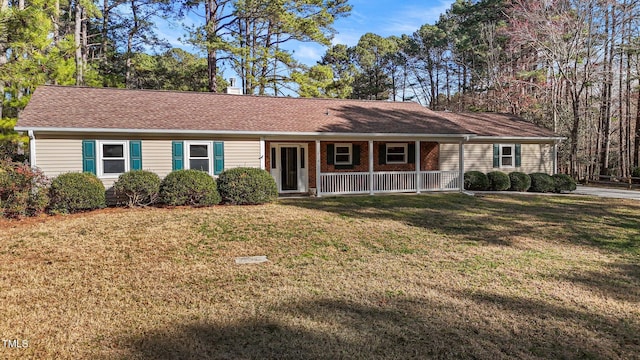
[353,144,361,165]
[408,143,416,164]
[327,144,335,165]
[515,144,522,167]
[378,144,386,165]
[172,141,184,171]
[82,140,96,174]
[129,140,142,170]
[493,144,500,168]
[214,141,224,175]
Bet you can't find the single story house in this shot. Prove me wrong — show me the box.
[15,85,562,196]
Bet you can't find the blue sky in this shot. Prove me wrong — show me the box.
[294,0,455,65]
[155,0,455,67]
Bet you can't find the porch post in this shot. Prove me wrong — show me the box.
[415,140,421,193]
[458,140,465,192]
[315,140,321,197]
[369,140,374,195]
[259,137,266,170]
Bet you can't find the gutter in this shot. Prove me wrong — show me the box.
[472,136,566,142]
[15,126,477,140]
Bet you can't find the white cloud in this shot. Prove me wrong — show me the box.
[293,44,324,65]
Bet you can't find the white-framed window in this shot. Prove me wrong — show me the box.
[98,140,129,177]
[334,144,352,165]
[500,144,515,168]
[386,143,407,164]
[185,141,213,174]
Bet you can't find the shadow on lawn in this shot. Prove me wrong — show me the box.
[280,194,640,254]
[120,295,638,359]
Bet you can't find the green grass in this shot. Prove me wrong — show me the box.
[0,193,639,359]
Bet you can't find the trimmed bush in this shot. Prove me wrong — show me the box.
[217,167,278,205]
[159,169,220,206]
[552,173,577,193]
[464,171,489,191]
[508,172,531,192]
[0,160,50,218]
[49,172,106,213]
[528,172,555,193]
[486,171,511,191]
[113,170,161,207]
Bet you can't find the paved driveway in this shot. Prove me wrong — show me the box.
[574,185,640,200]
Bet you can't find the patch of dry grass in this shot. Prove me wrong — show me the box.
[1,194,639,359]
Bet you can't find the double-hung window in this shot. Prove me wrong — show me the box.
[186,141,213,174]
[334,144,352,165]
[386,143,407,164]
[500,144,515,167]
[98,141,128,177]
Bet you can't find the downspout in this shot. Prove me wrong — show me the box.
[28,130,36,168]
[553,140,559,175]
[259,137,265,170]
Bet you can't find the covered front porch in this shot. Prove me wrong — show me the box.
[264,138,467,197]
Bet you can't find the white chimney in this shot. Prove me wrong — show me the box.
[226,77,242,95]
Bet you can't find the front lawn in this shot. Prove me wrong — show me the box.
[1,194,639,359]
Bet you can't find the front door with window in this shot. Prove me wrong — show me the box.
[281,147,298,191]
[270,144,308,193]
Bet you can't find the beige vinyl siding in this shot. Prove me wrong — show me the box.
[439,143,554,174]
[223,140,262,169]
[141,140,173,178]
[34,139,83,177]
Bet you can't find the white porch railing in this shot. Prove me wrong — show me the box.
[320,172,370,195]
[374,171,416,193]
[420,170,460,191]
[319,170,461,195]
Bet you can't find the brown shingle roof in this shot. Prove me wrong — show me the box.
[439,112,555,137]
[17,86,556,138]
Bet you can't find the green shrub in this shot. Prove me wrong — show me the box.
[0,160,50,218]
[486,171,511,191]
[113,170,161,207]
[528,172,555,193]
[49,172,106,213]
[159,169,220,206]
[632,167,640,178]
[217,167,278,205]
[508,172,531,192]
[552,173,576,193]
[464,171,489,191]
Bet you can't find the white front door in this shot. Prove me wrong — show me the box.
[270,144,308,193]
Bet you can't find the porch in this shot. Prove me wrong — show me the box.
[265,139,466,197]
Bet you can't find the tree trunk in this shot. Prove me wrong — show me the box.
[75,1,84,85]
[53,0,60,44]
[206,0,218,93]
[0,0,8,119]
[599,5,613,175]
[125,0,139,89]
[635,70,640,167]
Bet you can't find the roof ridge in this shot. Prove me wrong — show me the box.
[39,84,422,106]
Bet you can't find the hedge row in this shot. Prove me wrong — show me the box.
[1,165,277,218]
[464,170,576,193]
